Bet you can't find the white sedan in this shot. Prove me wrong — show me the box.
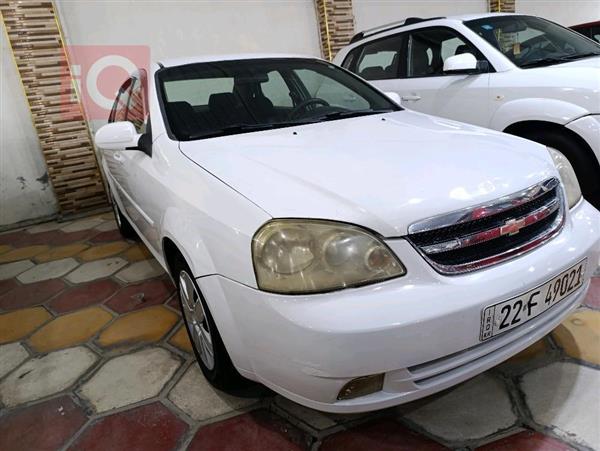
[94,54,600,413]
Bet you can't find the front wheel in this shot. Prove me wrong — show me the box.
[109,188,138,240]
[174,257,248,392]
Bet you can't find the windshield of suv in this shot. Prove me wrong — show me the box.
[465,15,600,68]
[157,58,400,141]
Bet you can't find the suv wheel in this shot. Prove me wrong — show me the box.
[174,256,247,391]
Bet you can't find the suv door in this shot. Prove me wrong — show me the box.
[350,27,492,127]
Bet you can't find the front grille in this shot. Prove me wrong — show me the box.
[407,178,565,274]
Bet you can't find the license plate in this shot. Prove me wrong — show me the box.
[480,259,587,341]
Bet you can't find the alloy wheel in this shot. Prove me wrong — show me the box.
[179,270,215,370]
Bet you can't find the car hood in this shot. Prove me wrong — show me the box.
[179,111,556,237]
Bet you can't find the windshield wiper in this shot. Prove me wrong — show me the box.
[520,52,600,68]
[312,109,395,122]
[185,119,320,140]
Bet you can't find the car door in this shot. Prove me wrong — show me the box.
[351,27,492,127]
[117,71,161,248]
[105,78,135,212]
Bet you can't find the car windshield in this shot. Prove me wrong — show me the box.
[465,15,600,68]
[157,58,400,140]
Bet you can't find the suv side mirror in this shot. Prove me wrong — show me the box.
[95,122,140,150]
[443,53,479,74]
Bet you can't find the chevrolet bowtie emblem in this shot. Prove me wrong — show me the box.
[500,218,526,236]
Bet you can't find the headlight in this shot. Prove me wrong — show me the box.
[252,219,405,294]
[547,147,582,209]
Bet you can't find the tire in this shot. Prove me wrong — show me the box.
[519,128,600,209]
[109,188,138,240]
[172,255,248,392]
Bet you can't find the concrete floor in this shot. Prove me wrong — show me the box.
[0,213,598,450]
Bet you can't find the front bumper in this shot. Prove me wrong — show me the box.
[197,200,600,413]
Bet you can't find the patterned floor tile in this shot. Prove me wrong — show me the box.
[0,244,11,255]
[0,346,97,407]
[0,245,49,264]
[0,307,52,344]
[26,221,70,234]
[0,342,29,378]
[188,410,309,451]
[94,221,117,232]
[48,279,122,314]
[89,230,124,244]
[552,309,600,365]
[67,402,187,451]
[80,347,180,412]
[476,430,574,450]
[0,396,87,451]
[321,419,447,451]
[96,305,178,348]
[168,364,258,421]
[0,278,18,296]
[28,307,113,353]
[168,325,192,353]
[504,339,549,364]
[584,277,599,309]
[105,278,175,313]
[122,243,153,262]
[77,242,130,262]
[60,218,104,233]
[274,396,338,431]
[0,260,35,280]
[65,258,127,284]
[0,279,66,310]
[34,243,89,263]
[52,230,99,246]
[17,258,79,284]
[521,362,599,448]
[115,259,165,283]
[401,374,516,442]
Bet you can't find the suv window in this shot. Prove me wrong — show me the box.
[407,28,479,77]
[353,35,404,80]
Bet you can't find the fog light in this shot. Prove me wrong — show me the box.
[337,374,384,400]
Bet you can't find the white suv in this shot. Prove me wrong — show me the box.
[334,13,600,208]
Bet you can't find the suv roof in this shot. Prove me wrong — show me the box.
[348,13,518,45]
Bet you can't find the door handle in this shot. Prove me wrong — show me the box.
[113,152,124,162]
[401,95,421,101]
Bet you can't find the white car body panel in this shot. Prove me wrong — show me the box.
[333,14,600,167]
[180,110,555,237]
[95,54,600,413]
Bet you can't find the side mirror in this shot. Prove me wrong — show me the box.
[443,53,478,74]
[384,91,402,105]
[94,121,141,151]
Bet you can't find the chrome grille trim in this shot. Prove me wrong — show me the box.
[420,196,560,255]
[407,178,565,275]
[407,178,560,234]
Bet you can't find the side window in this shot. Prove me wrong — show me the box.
[261,71,293,107]
[592,26,600,44]
[110,78,132,122]
[127,74,148,133]
[353,34,404,80]
[406,28,480,78]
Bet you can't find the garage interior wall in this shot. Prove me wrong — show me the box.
[353,0,488,31]
[1,24,58,227]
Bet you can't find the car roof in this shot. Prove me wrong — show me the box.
[349,12,519,44]
[158,53,317,68]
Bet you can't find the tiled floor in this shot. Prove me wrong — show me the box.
[0,213,598,451]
